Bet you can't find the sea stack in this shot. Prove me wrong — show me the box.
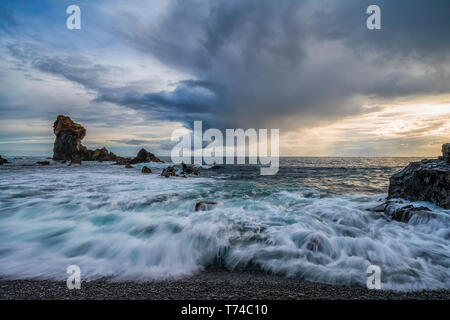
[388,143,450,209]
[52,115,120,162]
[53,115,86,160]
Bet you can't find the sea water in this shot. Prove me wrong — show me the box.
[0,157,448,291]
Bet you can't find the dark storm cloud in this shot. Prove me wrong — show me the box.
[5,0,450,133]
[109,0,450,130]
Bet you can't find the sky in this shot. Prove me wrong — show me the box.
[0,0,449,157]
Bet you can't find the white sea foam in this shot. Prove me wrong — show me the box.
[0,159,448,290]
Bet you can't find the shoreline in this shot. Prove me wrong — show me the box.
[1,270,449,300]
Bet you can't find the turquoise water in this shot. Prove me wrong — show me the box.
[0,157,449,291]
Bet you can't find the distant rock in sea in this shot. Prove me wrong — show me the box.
[0,155,9,165]
[52,115,163,164]
[141,166,152,174]
[388,143,449,209]
[131,148,163,164]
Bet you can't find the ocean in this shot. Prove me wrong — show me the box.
[0,157,449,291]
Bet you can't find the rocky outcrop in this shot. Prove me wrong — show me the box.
[371,200,435,223]
[141,166,152,174]
[53,115,86,160]
[195,201,217,211]
[52,115,120,161]
[0,155,9,165]
[388,144,450,209]
[125,163,134,169]
[182,163,200,176]
[131,148,163,164]
[79,146,120,162]
[52,116,162,164]
[36,161,50,166]
[161,166,177,178]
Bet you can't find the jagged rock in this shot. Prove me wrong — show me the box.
[195,201,217,211]
[141,166,152,174]
[130,148,163,164]
[36,161,50,166]
[388,144,450,209]
[371,200,435,223]
[125,163,134,169]
[80,146,121,162]
[52,115,123,162]
[182,163,200,176]
[0,155,9,165]
[53,115,86,160]
[161,166,177,178]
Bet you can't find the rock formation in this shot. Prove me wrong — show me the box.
[52,115,163,164]
[53,115,86,160]
[371,200,435,223]
[161,166,177,177]
[36,161,50,166]
[182,163,201,176]
[388,144,449,209]
[141,166,152,174]
[131,149,163,164]
[195,201,217,211]
[0,155,9,165]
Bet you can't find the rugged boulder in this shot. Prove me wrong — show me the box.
[195,201,217,211]
[36,161,50,166]
[388,143,450,209]
[80,146,120,162]
[0,155,9,165]
[131,148,163,164]
[371,200,435,223]
[161,166,177,178]
[182,163,200,176]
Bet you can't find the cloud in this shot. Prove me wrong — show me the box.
[106,0,450,131]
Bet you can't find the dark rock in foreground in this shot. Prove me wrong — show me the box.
[371,200,435,223]
[182,163,200,176]
[195,201,217,211]
[0,155,9,165]
[36,161,50,166]
[388,143,449,209]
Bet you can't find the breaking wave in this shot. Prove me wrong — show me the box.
[0,158,448,291]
